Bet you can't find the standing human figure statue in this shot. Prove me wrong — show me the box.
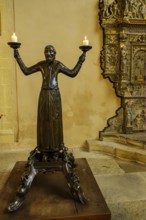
[7,44,89,212]
[14,45,86,153]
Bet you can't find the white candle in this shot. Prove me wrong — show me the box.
[83,36,89,46]
[11,33,18,42]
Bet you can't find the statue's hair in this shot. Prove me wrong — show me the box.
[44,45,56,54]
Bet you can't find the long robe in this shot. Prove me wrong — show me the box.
[37,60,64,151]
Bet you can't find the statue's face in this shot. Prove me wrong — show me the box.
[44,46,56,62]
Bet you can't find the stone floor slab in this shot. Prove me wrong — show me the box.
[72,147,111,159]
[95,172,146,203]
[0,152,29,172]
[109,200,146,220]
[87,158,124,175]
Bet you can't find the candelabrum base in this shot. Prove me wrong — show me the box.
[7,146,87,212]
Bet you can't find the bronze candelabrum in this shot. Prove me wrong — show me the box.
[7,41,92,212]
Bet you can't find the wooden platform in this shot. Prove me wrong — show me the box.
[0,158,111,220]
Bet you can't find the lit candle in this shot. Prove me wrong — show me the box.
[82,36,89,46]
[11,32,18,42]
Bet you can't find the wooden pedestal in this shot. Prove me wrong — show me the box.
[0,158,111,220]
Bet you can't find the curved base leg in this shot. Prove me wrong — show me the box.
[8,196,25,212]
[7,165,37,212]
[63,150,87,204]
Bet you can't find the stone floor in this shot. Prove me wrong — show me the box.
[0,143,146,220]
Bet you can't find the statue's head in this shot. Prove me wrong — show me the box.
[44,45,56,62]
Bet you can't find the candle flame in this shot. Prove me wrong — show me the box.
[12,32,17,38]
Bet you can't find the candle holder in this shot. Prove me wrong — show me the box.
[79,45,92,53]
[8,42,21,49]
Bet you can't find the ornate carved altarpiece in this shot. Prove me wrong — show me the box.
[99,0,146,142]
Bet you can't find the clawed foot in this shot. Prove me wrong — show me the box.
[64,162,87,205]
[76,189,88,204]
[7,197,24,212]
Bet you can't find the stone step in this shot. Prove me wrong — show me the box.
[101,135,146,149]
[86,139,146,164]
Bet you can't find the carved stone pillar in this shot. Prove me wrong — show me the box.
[99,0,146,138]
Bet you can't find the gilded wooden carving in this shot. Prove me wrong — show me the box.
[99,0,146,138]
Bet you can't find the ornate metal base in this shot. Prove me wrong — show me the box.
[7,146,87,212]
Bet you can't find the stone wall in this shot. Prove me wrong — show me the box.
[0,0,119,147]
[0,0,17,142]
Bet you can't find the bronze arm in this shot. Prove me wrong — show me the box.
[14,49,40,75]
